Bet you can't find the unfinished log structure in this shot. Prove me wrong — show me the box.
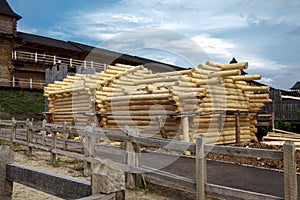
[44,61,271,144]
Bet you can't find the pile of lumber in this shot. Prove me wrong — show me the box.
[262,129,300,149]
[44,61,271,144]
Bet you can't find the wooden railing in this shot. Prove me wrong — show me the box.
[12,50,106,71]
[0,76,45,89]
[0,118,297,199]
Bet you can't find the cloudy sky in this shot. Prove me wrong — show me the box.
[8,0,300,90]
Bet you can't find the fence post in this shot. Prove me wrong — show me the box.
[11,118,16,151]
[125,126,141,189]
[42,119,47,145]
[26,119,33,156]
[196,135,207,200]
[235,110,241,144]
[84,124,95,176]
[92,163,125,200]
[0,145,14,200]
[62,121,68,150]
[271,112,275,132]
[283,140,298,200]
[50,125,57,163]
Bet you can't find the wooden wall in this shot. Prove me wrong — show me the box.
[0,15,16,35]
[0,37,13,86]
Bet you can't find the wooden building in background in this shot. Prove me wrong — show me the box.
[0,0,184,89]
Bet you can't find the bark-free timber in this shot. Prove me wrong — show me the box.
[45,61,271,144]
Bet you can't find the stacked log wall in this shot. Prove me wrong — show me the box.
[45,61,271,144]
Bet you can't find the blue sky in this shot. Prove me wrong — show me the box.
[8,0,300,90]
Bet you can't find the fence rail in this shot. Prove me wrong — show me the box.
[0,118,297,199]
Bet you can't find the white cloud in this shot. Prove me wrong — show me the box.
[192,34,235,60]
[20,0,300,90]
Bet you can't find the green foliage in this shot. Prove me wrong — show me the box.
[296,109,300,116]
[0,89,44,114]
[0,105,4,112]
[144,188,150,194]
[275,119,296,132]
[53,157,61,167]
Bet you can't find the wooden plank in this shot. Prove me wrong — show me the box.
[143,167,196,193]
[75,193,115,200]
[206,145,283,160]
[257,122,272,127]
[206,183,283,200]
[274,129,298,135]
[6,163,91,199]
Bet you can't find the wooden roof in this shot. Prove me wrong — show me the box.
[17,32,186,72]
[0,0,21,20]
[17,32,81,52]
[291,81,300,90]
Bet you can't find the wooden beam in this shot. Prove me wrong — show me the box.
[206,183,282,200]
[6,163,91,199]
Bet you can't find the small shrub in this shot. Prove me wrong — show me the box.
[275,119,296,132]
[53,157,61,167]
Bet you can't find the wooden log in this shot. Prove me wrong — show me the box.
[240,86,270,92]
[198,64,219,71]
[134,76,181,85]
[104,110,177,115]
[231,75,261,81]
[217,62,248,70]
[208,70,241,78]
[106,104,176,111]
[104,93,171,102]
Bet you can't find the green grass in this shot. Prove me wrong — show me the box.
[0,89,44,114]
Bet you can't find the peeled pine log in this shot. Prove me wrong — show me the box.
[231,75,261,81]
[208,70,241,78]
[198,64,220,71]
[216,62,248,70]
[240,86,270,92]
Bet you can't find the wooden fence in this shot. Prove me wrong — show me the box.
[0,145,124,200]
[0,118,298,199]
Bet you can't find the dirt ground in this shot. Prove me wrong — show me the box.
[12,149,175,200]
[12,142,298,199]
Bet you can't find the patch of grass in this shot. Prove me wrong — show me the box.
[53,157,61,168]
[0,89,44,114]
[73,162,84,171]
[144,188,150,194]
